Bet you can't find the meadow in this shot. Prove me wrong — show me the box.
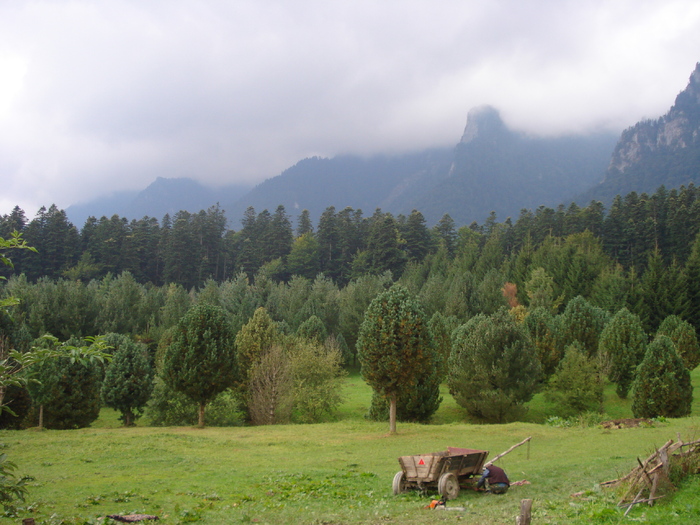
[4,372,700,525]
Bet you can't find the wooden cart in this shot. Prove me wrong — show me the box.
[392,447,489,500]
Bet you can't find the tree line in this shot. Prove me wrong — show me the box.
[3,183,700,291]
[2,183,700,430]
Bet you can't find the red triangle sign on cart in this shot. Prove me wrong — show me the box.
[418,458,425,465]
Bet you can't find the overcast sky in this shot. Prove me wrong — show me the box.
[1,0,700,218]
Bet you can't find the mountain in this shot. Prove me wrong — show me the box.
[580,62,700,204]
[223,150,454,228]
[403,106,617,224]
[65,111,619,229]
[66,177,251,227]
[225,107,616,226]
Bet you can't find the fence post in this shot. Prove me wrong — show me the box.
[516,498,533,525]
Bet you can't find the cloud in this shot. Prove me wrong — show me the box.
[1,0,699,217]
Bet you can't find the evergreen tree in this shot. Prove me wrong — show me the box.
[296,209,314,237]
[296,315,327,344]
[433,214,456,255]
[234,307,282,412]
[523,307,561,377]
[545,343,603,417]
[656,315,700,371]
[366,212,406,277]
[632,335,692,418]
[401,210,432,262]
[286,233,320,280]
[28,346,103,430]
[556,295,609,358]
[101,333,154,426]
[162,303,237,427]
[356,285,438,432]
[448,309,541,423]
[598,308,647,398]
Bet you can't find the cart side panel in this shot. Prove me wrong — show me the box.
[399,454,444,483]
[447,451,489,477]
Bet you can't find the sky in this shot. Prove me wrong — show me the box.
[1,0,700,218]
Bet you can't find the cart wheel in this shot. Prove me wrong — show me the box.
[392,471,408,495]
[438,472,460,500]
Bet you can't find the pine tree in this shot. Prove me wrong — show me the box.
[598,308,647,398]
[545,343,603,416]
[234,307,282,412]
[448,309,541,423]
[162,303,237,427]
[356,285,438,433]
[556,295,609,358]
[656,315,700,371]
[101,333,154,426]
[296,209,314,237]
[632,336,692,418]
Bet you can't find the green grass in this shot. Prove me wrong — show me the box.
[4,370,700,524]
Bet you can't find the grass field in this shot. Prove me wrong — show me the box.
[3,371,700,525]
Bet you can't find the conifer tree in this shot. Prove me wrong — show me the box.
[101,333,154,426]
[599,308,647,398]
[545,342,603,416]
[448,309,541,423]
[356,285,438,433]
[162,303,237,427]
[656,315,700,370]
[556,295,609,358]
[234,307,281,412]
[632,335,692,418]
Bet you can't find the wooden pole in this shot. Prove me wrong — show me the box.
[516,499,533,525]
[485,437,532,467]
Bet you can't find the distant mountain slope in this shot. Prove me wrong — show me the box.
[65,109,623,229]
[227,107,616,226]
[580,62,700,204]
[404,106,617,224]
[224,150,453,227]
[66,177,250,227]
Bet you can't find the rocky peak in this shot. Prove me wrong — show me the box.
[459,105,508,144]
[609,62,700,173]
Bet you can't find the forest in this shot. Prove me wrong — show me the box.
[1,182,699,432]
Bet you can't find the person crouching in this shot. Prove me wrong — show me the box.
[476,464,510,494]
